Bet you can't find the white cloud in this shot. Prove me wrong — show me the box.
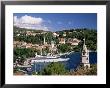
[14,15,49,31]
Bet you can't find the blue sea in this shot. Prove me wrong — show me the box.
[27,52,97,74]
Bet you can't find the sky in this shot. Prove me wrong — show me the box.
[14,13,97,32]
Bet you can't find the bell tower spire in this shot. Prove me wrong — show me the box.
[81,38,90,68]
[83,38,85,46]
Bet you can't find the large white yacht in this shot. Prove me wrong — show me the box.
[30,52,69,63]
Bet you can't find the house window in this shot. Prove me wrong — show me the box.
[83,51,86,55]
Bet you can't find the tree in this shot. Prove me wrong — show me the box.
[57,44,70,53]
[39,62,69,75]
[14,48,36,63]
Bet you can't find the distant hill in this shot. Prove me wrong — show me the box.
[14,26,50,33]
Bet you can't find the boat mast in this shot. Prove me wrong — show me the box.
[44,32,46,45]
[40,47,42,55]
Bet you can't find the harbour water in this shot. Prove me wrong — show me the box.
[25,52,97,74]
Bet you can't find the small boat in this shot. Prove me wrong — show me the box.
[27,67,32,71]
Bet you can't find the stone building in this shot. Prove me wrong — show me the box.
[81,38,90,68]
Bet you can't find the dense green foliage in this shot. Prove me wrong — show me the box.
[57,44,71,53]
[14,48,36,63]
[38,62,69,75]
[37,63,97,75]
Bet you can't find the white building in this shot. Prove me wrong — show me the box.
[58,38,65,44]
[53,32,59,37]
[51,41,55,48]
[67,38,80,45]
[81,38,90,68]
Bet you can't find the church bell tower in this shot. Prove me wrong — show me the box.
[81,38,90,68]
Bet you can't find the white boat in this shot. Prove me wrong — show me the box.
[46,54,58,59]
[31,57,70,63]
[35,55,44,57]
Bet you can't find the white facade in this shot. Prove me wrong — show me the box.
[51,41,54,48]
[44,34,46,45]
[81,39,90,68]
[59,38,65,44]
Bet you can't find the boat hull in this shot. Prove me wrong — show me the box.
[31,58,70,63]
